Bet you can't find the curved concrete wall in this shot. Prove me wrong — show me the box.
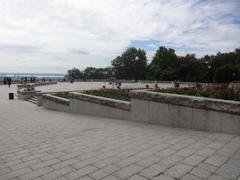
[42,90,240,135]
[130,98,240,134]
[130,90,240,134]
[42,94,70,112]
[42,93,131,121]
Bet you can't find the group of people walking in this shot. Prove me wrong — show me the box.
[2,76,38,88]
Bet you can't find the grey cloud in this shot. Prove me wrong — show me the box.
[68,49,90,55]
[0,44,43,54]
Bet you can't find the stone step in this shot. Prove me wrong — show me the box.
[30,96,37,101]
[26,96,37,104]
[26,98,37,104]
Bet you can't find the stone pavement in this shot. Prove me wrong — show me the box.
[35,82,175,93]
[0,84,240,180]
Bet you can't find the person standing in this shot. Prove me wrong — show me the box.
[3,77,6,85]
[7,77,11,88]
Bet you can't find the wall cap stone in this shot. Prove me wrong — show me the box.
[17,89,41,94]
[70,92,130,111]
[43,94,70,106]
[130,90,240,115]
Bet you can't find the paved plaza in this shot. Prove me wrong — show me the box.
[0,84,240,180]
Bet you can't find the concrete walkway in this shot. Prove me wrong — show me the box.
[0,84,240,180]
[34,82,173,93]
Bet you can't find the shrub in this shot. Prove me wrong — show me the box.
[152,85,240,101]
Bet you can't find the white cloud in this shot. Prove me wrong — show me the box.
[0,0,239,73]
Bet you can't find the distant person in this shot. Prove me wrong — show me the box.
[20,77,24,84]
[7,77,11,88]
[3,77,6,85]
[154,81,158,88]
[24,77,27,83]
[174,80,179,88]
[175,80,180,89]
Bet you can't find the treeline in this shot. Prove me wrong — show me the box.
[66,46,240,83]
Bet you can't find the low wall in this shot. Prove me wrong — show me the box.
[41,90,240,135]
[17,89,41,100]
[17,81,57,90]
[70,93,131,120]
[42,94,70,112]
[42,92,131,121]
[130,90,240,134]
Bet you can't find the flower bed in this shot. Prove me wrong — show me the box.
[152,85,240,101]
[83,89,131,101]
[54,92,71,99]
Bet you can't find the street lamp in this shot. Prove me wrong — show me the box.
[207,65,212,87]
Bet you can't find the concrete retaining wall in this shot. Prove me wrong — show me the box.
[17,89,41,100]
[130,90,240,134]
[42,94,70,112]
[42,90,240,135]
[42,92,131,121]
[17,81,57,90]
[70,92,131,120]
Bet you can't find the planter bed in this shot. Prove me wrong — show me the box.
[151,86,240,101]
[54,92,71,99]
[83,89,130,101]
[41,88,240,135]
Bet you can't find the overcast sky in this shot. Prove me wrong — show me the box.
[0,0,239,73]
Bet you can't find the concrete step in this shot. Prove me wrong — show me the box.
[30,96,37,101]
[26,99,37,104]
[26,96,37,104]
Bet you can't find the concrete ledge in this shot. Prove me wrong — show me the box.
[41,90,240,135]
[42,92,131,121]
[17,81,57,90]
[42,94,70,112]
[71,92,130,110]
[70,98,130,120]
[42,94,70,105]
[33,81,57,87]
[130,90,240,135]
[130,90,240,115]
[17,89,41,100]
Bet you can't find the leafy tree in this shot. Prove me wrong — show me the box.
[66,47,240,83]
[177,54,206,82]
[83,67,113,79]
[148,46,178,80]
[152,46,178,67]
[147,64,161,80]
[66,68,83,80]
[215,64,240,83]
[112,47,147,80]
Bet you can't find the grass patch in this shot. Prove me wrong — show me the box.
[83,89,130,101]
[54,92,71,99]
[152,86,240,101]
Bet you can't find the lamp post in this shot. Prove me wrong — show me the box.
[208,65,212,87]
[205,61,211,87]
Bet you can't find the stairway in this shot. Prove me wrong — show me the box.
[26,96,37,104]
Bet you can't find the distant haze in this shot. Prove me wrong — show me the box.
[0,0,239,73]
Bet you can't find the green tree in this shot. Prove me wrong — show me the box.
[177,54,206,82]
[66,68,83,80]
[215,64,240,83]
[148,46,178,80]
[112,47,147,80]
[83,67,113,79]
